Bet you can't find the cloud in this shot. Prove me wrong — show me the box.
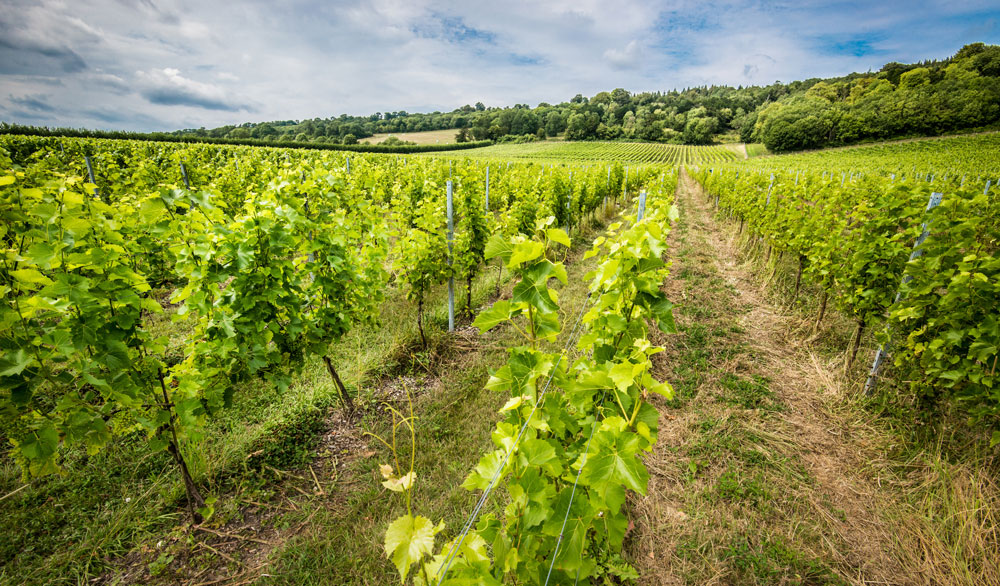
[8,94,56,112]
[86,71,131,94]
[137,68,254,112]
[0,2,104,75]
[82,107,162,127]
[412,13,496,44]
[0,37,88,75]
[604,40,642,70]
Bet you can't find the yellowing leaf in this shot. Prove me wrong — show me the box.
[383,514,441,582]
[500,395,524,412]
[382,471,416,492]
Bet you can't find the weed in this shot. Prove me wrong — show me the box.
[718,373,781,411]
[721,535,845,585]
[712,468,770,508]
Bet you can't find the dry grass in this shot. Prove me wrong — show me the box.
[629,170,1000,586]
[722,143,749,160]
[359,129,461,145]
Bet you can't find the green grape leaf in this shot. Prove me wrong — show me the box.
[484,233,514,261]
[472,300,515,333]
[546,228,571,248]
[609,361,641,393]
[581,416,648,510]
[0,349,33,376]
[508,241,545,268]
[648,297,677,334]
[11,268,54,287]
[462,450,506,491]
[20,424,59,463]
[138,197,167,224]
[512,260,563,313]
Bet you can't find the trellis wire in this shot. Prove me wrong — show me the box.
[542,387,610,586]
[436,290,595,585]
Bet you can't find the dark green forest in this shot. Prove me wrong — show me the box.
[7,44,999,153]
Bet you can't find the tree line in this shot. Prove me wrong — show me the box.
[0,123,489,154]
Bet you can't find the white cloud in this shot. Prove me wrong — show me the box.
[604,41,642,70]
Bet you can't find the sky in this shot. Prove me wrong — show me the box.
[1,0,998,132]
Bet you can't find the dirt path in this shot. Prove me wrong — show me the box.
[631,170,914,585]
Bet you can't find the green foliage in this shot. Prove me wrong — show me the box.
[1,172,173,476]
[379,175,679,584]
[889,184,1000,422]
[393,193,451,344]
[0,132,678,565]
[458,141,741,164]
[751,44,1000,152]
[695,136,1000,432]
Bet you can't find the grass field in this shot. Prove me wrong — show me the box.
[449,140,742,164]
[359,128,461,145]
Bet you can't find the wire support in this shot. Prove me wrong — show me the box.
[542,387,609,586]
[436,291,595,585]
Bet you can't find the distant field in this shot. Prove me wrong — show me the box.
[736,132,1000,175]
[360,128,460,145]
[451,141,742,164]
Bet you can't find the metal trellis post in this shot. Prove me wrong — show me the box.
[864,192,943,394]
[447,180,455,332]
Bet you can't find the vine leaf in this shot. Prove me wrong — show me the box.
[472,300,515,333]
[512,260,565,313]
[580,416,649,511]
[383,514,442,583]
[546,228,571,248]
[484,233,514,262]
[380,465,417,492]
[462,450,505,491]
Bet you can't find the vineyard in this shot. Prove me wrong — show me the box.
[694,132,1000,425]
[734,131,1000,176]
[454,140,743,164]
[0,134,683,584]
[1,132,999,585]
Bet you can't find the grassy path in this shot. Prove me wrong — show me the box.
[629,170,930,585]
